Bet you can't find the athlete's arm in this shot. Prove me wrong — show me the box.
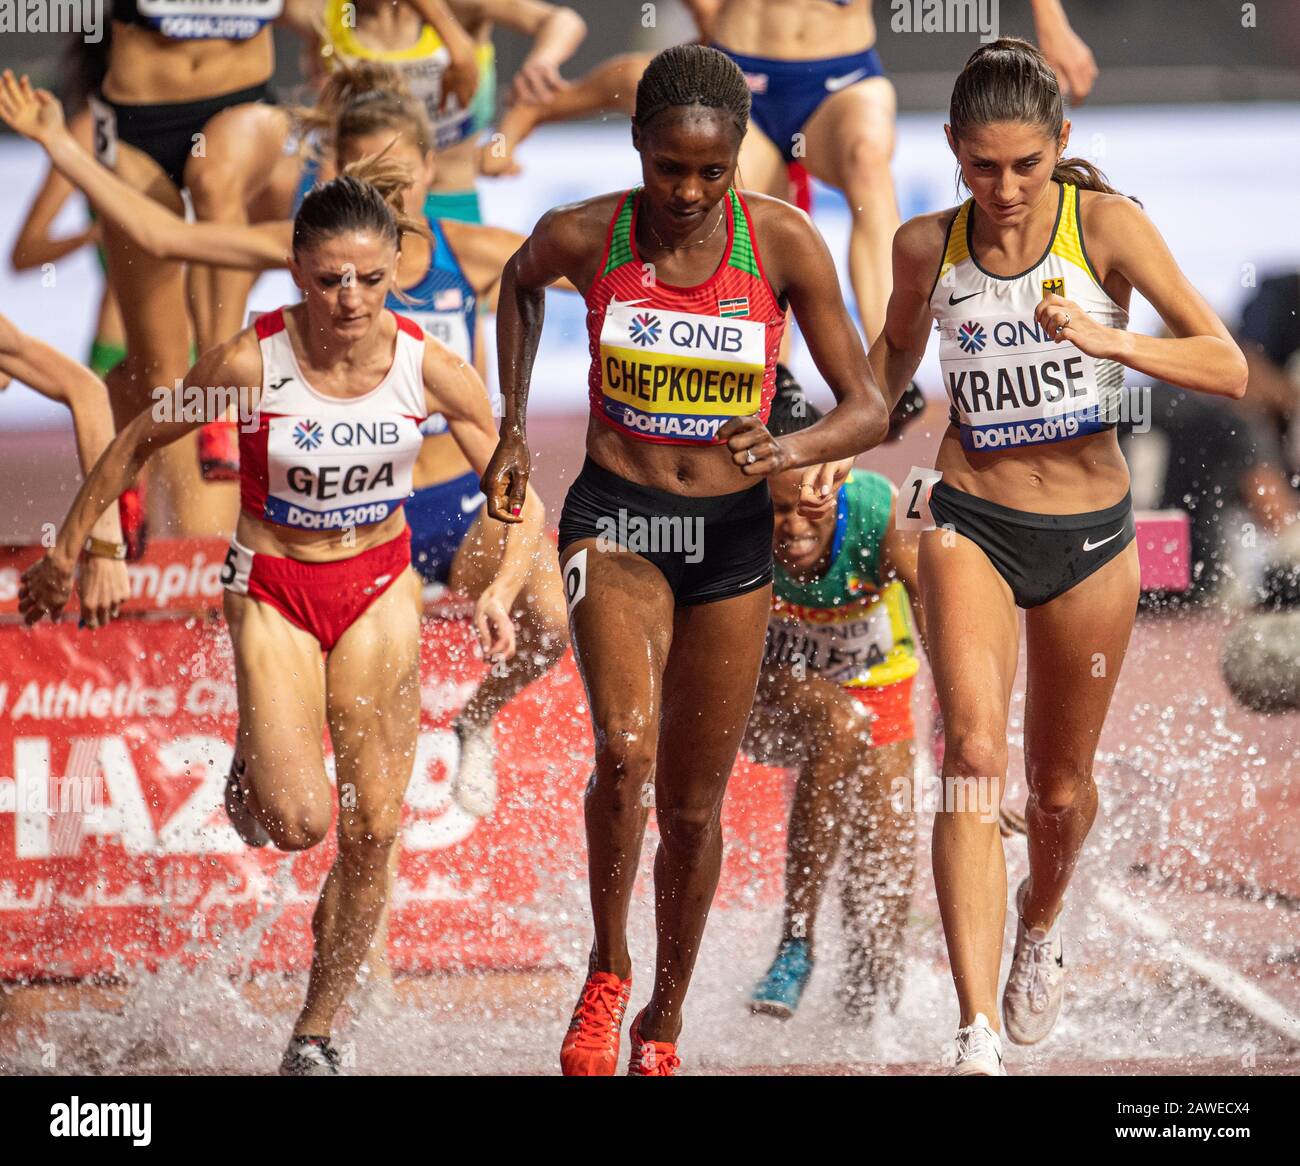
[18,333,261,625]
[461,0,588,105]
[407,0,482,109]
[877,494,930,659]
[0,315,128,627]
[0,73,291,270]
[867,213,946,411]
[422,335,545,655]
[484,200,596,520]
[734,198,890,471]
[10,108,99,270]
[1042,195,1248,399]
[441,220,578,308]
[0,315,124,545]
[1031,0,1098,106]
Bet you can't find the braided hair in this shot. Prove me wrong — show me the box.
[634,44,750,138]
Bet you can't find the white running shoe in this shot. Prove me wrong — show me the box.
[452,720,497,817]
[949,1012,1007,1076]
[1002,877,1065,1046]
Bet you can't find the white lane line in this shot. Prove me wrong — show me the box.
[1096,881,1300,1047]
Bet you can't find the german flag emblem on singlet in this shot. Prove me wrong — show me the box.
[1042,277,1065,297]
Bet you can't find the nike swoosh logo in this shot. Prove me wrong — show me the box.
[825,67,869,93]
[948,291,981,305]
[1082,529,1124,552]
[461,493,486,513]
[610,298,651,308]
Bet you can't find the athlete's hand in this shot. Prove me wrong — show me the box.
[797,457,854,520]
[0,71,67,145]
[511,60,569,107]
[481,431,529,523]
[473,585,517,660]
[443,49,480,113]
[1035,292,1116,360]
[77,556,130,630]
[1035,10,1098,105]
[18,551,75,626]
[719,415,790,478]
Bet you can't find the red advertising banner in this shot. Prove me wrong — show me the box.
[0,610,790,980]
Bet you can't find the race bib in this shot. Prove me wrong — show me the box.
[134,0,283,40]
[938,313,1115,450]
[598,301,766,444]
[765,595,896,686]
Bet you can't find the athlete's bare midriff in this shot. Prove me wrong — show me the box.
[712,0,876,60]
[103,25,274,104]
[234,506,409,563]
[586,415,768,497]
[934,424,1132,515]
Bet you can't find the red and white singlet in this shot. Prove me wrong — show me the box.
[239,308,429,532]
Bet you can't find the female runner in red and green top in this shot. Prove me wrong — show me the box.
[483,44,889,1075]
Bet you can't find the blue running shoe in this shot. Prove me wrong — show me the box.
[750,939,813,1019]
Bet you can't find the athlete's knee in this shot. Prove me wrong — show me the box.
[592,716,657,786]
[656,802,722,858]
[944,729,1007,781]
[184,156,246,215]
[840,129,896,196]
[1025,756,1096,813]
[337,806,401,860]
[267,802,333,852]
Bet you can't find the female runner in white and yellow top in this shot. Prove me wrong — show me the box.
[868,38,1247,1074]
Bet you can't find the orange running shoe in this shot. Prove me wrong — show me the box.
[560,970,631,1076]
[626,1009,680,1076]
[199,421,240,481]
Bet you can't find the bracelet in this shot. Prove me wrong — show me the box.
[83,536,127,560]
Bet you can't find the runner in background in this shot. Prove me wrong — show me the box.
[1,313,129,629]
[744,381,923,1022]
[700,0,1097,345]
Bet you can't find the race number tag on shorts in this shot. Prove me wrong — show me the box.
[897,467,942,531]
[87,94,117,170]
[564,549,587,615]
[220,540,254,595]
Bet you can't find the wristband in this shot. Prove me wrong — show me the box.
[83,536,127,560]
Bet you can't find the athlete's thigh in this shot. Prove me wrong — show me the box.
[325,567,424,815]
[560,539,675,743]
[656,585,773,806]
[800,76,897,190]
[185,102,289,203]
[223,589,331,812]
[1022,542,1139,776]
[919,528,1020,738]
[736,119,788,200]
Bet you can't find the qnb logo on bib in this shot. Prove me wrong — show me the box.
[599,301,767,443]
[293,420,323,451]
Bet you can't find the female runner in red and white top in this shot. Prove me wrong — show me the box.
[484,44,889,1075]
[20,168,546,1077]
